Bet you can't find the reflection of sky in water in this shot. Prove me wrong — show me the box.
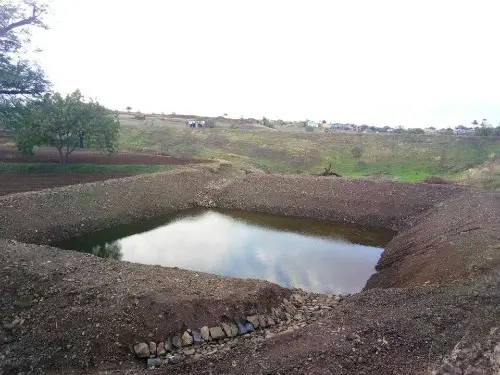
[114,211,382,294]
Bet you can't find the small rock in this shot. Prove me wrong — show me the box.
[283,301,297,315]
[164,337,173,352]
[133,342,150,358]
[192,330,202,345]
[230,322,239,337]
[172,335,182,349]
[246,315,260,329]
[209,326,225,340]
[267,317,276,326]
[201,326,211,341]
[3,322,15,331]
[271,307,282,319]
[157,342,166,356]
[246,308,258,316]
[181,331,193,346]
[183,348,196,355]
[147,357,162,368]
[221,323,232,337]
[149,341,157,356]
[294,313,304,321]
[236,320,248,335]
[258,315,267,328]
[291,293,304,305]
[245,322,255,332]
[168,354,184,365]
[265,332,275,339]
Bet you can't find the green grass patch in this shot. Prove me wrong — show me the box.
[0,163,173,174]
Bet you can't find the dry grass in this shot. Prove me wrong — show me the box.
[115,115,500,187]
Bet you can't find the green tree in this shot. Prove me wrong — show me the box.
[5,90,120,165]
[126,106,132,112]
[0,1,50,102]
[261,117,274,128]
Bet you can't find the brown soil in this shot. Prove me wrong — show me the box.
[0,172,135,196]
[0,240,288,374]
[1,169,500,374]
[0,145,208,196]
[0,146,206,165]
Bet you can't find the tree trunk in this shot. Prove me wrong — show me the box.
[56,147,65,166]
[79,135,84,148]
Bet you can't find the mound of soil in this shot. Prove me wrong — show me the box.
[0,240,288,374]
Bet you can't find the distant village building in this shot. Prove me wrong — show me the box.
[455,125,474,135]
[306,120,321,128]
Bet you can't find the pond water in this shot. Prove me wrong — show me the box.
[56,210,394,294]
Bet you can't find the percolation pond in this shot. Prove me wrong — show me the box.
[56,210,394,294]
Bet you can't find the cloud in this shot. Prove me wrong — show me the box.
[31,0,500,127]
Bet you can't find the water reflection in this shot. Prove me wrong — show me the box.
[58,211,391,294]
[90,242,122,260]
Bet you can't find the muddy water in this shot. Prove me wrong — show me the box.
[56,210,394,294]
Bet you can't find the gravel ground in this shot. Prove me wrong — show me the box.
[1,168,500,374]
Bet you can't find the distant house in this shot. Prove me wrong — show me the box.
[455,125,474,135]
[307,120,320,128]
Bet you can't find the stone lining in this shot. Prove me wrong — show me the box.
[133,291,342,368]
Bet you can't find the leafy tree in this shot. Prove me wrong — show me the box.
[407,128,425,134]
[0,0,50,102]
[471,120,479,126]
[126,106,132,112]
[440,128,454,135]
[261,117,274,128]
[475,127,494,136]
[4,90,120,165]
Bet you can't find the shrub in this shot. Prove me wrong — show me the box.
[351,146,363,159]
[305,126,314,132]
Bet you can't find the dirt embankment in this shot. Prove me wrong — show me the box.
[0,168,219,244]
[367,189,500,288]
[1,169,500,374]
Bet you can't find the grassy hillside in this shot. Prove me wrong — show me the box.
[118,117,500,186]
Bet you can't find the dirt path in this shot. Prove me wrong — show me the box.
[0,172,136,196]
[0,146,208,196]
[0,146,206,165]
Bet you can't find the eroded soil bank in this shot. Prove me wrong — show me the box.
[1,167,500,374]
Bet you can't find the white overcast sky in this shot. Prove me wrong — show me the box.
[31,0,500,127]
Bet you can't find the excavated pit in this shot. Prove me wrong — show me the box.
[1,167,499,374]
